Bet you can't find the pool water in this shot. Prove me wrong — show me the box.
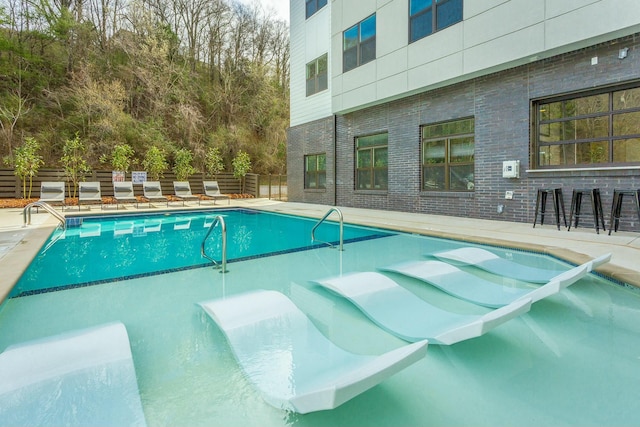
[11,209,391,297]
[1,212,640,426]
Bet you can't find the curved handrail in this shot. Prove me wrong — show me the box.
[201,215,228,273]
[23,201,66,230]
[311,208,344,251]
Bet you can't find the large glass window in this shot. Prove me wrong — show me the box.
[410,0,463,43]
[422,118,474,191]
[356,133,387,190]
[306,54,328,97]
[343,14,376,73]
[534,85,640,167]
[305,153,326,189]
[306,0,327,19]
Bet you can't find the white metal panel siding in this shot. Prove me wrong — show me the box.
[330,0,640,114]
[290,1,333,127]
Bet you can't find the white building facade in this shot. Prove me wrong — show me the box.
[288,0,640,228]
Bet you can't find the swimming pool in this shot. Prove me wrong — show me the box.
[11,209,392,297]
[1,209,639,426]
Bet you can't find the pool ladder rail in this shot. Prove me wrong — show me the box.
[311,208,344,251]
[23,201,66,230]
[201,215,228,273]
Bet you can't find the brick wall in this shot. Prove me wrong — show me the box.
[289,34,640,231]
[287,116,335,205]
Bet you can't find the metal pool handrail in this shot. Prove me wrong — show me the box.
[311,207,344,251]
[23,201,66,230]
[201,215,228,273]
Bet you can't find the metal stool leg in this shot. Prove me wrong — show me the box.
[557,189,567,228]
[609,191,622,235]
[533,189,542,228]
[568,190,578,231]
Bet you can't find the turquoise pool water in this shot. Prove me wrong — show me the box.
[1,210,639,426]
[11,209,391,297]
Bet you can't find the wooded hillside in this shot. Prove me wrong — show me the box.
[0,0,289,174]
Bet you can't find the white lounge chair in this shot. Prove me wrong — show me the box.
[0,322,147,426]
[173,181,200,205]
[380,256,606,308]
[113,181,138,209]
[202,181,230,205]
[199,290,428,414]
[142,181,169,207]
[432,247,566,283]
[78,181,103,210]
[39,181,66,209]
[313,272,532,345]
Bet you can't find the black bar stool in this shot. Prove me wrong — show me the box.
[533,188,567,230]
[567,188,606,234]
[608,189,640,235]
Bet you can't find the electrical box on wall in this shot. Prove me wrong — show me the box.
[502,160,520,178]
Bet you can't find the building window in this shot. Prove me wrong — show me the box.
[356,133,387,190]
[305,153,326,189]
[534,85,640,168]
[306,0,327,19]
[422,118,474,191]
[306,54,328,97]
[409,0,463,43]
[343,14,376,73]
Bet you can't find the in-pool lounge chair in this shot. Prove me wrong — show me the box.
[202,181,230,205]
[39,181,66,209]
[380,254,610,308]
[432,247,566,283]
[173,181,200,205]
[312,272,532,345]
[78,181,103,210]
[113,181,138,209]
[142,181,169,207]
[0,322,147,427]
[199,290,428,414]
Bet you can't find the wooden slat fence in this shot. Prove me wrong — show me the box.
[0,169,258,199]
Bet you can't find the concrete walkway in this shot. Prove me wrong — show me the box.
[1,198,639,302]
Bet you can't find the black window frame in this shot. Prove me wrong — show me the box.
[305,53,328,97]
[306,0,327,19]
[304,153,327,189]
[343,14,376,73]
[533,82,640,169]
[409,0,463,44]
[355,133,388,191]
[421,117,475,192]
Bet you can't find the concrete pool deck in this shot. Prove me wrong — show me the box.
[1,198,639,302]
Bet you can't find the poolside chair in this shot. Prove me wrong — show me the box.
[78,181,103,210]
[202,180,230,205]
[113,181,138,209]
[142,181,169,207]
[0,322,147,426]
[312,272,532,345]
[39,181,66,209]
[199,290,427,414]
[173,181,200,206]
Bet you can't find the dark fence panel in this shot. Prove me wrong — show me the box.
[0,170,259,198]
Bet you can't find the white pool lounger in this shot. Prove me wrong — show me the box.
[312,272,532,345]
[0,322,147,427]
[199,290,428,414]
[433,247,570,283]
[381,254,610,308]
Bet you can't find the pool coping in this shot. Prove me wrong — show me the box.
[1,200,639,305]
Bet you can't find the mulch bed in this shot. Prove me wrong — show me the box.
[0,194,254,209]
